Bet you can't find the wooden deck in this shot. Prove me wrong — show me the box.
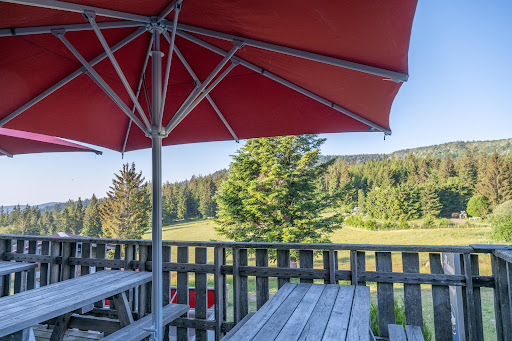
[33,325,103,341]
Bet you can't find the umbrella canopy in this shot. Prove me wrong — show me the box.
[0,127,101,157]
[0,1,417,340]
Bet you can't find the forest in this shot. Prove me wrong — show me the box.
[1,143,511,238]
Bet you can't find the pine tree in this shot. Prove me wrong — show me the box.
[439,155,456,181]
[421,184,442,218]
[216,135,343,244]
[100,163,151,239]
[477,152,512,208]
[73,197,84,235]
[83,194,103,237]
[57,200,75,233]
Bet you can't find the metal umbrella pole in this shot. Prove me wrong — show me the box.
[150,29,164,341]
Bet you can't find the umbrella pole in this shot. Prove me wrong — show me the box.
[151,30,163,341]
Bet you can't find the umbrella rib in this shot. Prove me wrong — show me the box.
[166,61,238,135]
[0,0,151,23]
[85,12,151,131]
[158,0,182,130]
[170,23,408,83]
[53,31,148,134]
[0,28,145,129]
[176,30,392,135]
[164,41,244,135]
[0,21,145,37]
[157,0,182,23]
[122,35,155,156]
[171,42,239,142]
[0,147,13,158]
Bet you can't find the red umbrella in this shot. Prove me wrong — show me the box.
[0,1,417,339]
[0,127,101,157]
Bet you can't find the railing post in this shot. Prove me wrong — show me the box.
[350,250,358,285]
[214,247,225,341]
[493,253,511,340]
[14,239,24,293]
[81,242,92,276]
[402,252,423,330]
[162,245,171,341]
[429,253,452,341]
[138,244,149,317]
[0,238,11,296]
[40,241,50,287]
[195,247,208,341]
[357,251,366,286]
[95,242,107,308]
[232,247,241,324]
[462,253,477,341]
[376,252,394,339]
[176,246,189,341]
[256,248,269,308]
[277,249,290,288]
[299,249,314,284]
[49,240,61,284]
[239,248,249,319]
[27,240,36,290]
[470,254,484,341]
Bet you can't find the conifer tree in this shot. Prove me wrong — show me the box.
[83,194,103,237]
[100,163,150,239]
[421,184,442,218]
[216,135,342,244]
[477,152,512,208]
[73,197,84,235]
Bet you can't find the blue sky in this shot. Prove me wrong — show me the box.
[1,0,511,206]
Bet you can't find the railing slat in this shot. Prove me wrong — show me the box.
[14,239,24,293]
[215,247,225,341]
[239,249,249,319]
[138,244,149,317]
[277,249,290,288]
[256,249,269,309]
[81,242,91,276]
[494,255,511,339]
[232,248,241,324]
[0,239,11,296]
[94,242,106,309]
[195,247,208,341]
[26,240,36,290]
[461,253,477,341]
[50,241,61,284]
[177,246,189,341]
[299,250,314,284]
[470,254,484,341]
[376,252,394,338]
[357,251,366,286]
[40,240,50,287]
[402,252,423,329]
[163,245,171,341]
[429,253,452,341]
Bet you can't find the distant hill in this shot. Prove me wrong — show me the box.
[322,138,512,165]
[2,199,91,213]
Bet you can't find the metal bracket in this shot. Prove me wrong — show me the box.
[145,19,166,33]
[50,28,65,37]
[82,10,96,21]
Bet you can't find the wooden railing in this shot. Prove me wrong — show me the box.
[0,234,510,341]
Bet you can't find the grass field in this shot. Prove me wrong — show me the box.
[143,219,499,340]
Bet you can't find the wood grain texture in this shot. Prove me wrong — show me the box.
[346,286,371,341]
[256,249,269,309]
[277,249,291,288]
[195,247,208,341]
[429,253,452,341]
[239,248,249,319]
[388,324,406,341]
[404,325,425,341]
[402,252,423,329]
[299,250,314,284]
[176,246,189,341]
[376,252,394,338]
[322,285,355,341]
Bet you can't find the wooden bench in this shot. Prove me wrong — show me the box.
[0,270,151,340]
[102,303,189,341]
[388,324,425,341]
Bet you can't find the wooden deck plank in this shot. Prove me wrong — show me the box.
[229,283,297,340]
[346,286,371,341]
[0,271,151,337]
[0,260,37,276]
[275,284,325,341]
[297,284,339,341]
[322,285,355,341]
[388,324,407,341]
[251,283,312,340]
[404,325,425,341]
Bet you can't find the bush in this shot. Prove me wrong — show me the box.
[423,215,435,227]
[365,219,379,231]
[370,299,432,341]
[344,214,365,228]
[466,195,489,218]
[491,200,512,242]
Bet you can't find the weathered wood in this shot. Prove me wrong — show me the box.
[60,242,73,281]
[299,250,314,284]
[256,248,269,309]
[195,247,208,341]
[26,240,36,290]
[462,253,477,341]
[274,284,324,340]
[14,239,24,293]
[162,245,171,341]
[404,325,425,341]
[491,254,504,341]
[67,314,121,335]
[176,246,189,341]
[101,303,189,341]
[108,245,122,311]
[111,292,134,327]
[402,252,423,329]
[494,255,511,339]
[239,248,249,319]
[81,242,91,277]
[346,285,371,341]
[222,248,227,321]
[0,271,152,337]
[470,254,484,341]
[49,312,72,341]
[297,284,339,341]
[1,239,12,297]
[40,240,50,288]
[429,253,452,341]
[357,251,366,286]
[277,249,291,288]
[123,244,135,311]
[323,285,355,341]
[388,324,406,341]
[376,252,394,338]
[145,245,152,314]
[94,243,106,309]
[351,250,358,285]
[222,312,255,341]
[138,244,149,317]
[232,248,241,324]
[215,247,225,341]
[0,261,37,277]
[229,283,297,339]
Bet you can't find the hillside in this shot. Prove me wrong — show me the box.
[322,137,512,165]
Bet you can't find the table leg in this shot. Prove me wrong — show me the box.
[49,312,72,341]
[112,292,134,327]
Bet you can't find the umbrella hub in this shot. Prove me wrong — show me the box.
[146,20,166,34]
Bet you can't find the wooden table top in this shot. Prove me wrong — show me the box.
[229,283,371,341]
[0,260,37,276]
[0,270,152,337]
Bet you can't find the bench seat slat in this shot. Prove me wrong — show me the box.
[388,324,407,341]
[102,304,189,341]
[404,325,425,341]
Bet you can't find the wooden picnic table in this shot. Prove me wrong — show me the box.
[0,260,37,276]
[225,283,371,341]
[0,270,151,339]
